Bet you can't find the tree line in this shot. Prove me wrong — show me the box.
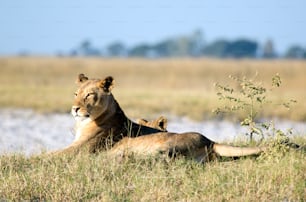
[64,30,306,59]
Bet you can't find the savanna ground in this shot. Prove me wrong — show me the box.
[0,57,305,120]
[0,57,305,201]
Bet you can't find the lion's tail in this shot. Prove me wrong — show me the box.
[213,143,266,157]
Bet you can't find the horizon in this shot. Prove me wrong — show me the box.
[1,0,305,55]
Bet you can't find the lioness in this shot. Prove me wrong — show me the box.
[127,116,264,161]
[53,74,163,154]
[54,74,266,162]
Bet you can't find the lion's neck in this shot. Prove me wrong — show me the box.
[94,99,162,138]
[73,98,129,142]
[96,98,128,127]
[74,119,98,142]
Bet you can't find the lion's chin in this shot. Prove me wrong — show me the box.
[74,115,91,123]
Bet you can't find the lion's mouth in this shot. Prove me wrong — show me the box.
[74,115,90,122]
[71,110,90,121]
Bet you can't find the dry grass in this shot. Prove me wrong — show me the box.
[1,57,305,200]
[0,57,305,120]
[0,138,305,201]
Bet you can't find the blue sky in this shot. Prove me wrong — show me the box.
[0,0,305,55]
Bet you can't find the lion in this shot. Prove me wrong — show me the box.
[53,74,267,162]
[52,74,163,154]
[110,117,267,162]
[137,116,168,131]
[108,132,266,162]
[128,116,265,162]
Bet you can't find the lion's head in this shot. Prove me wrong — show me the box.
[137,116,168,131]
[71,74,115,123]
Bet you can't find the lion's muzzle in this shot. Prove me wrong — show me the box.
[71,106,90,120]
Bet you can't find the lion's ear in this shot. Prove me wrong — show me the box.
[157,116,168,131]
[76,73,88,84]
[98,76,114,92]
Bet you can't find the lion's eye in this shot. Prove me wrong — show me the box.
[74,92,78,97]
[85,93,95,100]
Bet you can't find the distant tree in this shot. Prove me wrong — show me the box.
[202,39,230,57]
[128,44,152,57]
[202,39,258,58]
[77,39,101,56]
[262,39,276,58]
[107,41,126,57]
[150,29,204,57]
[18,50,30,57]
[80,40,91,52]
[189,29,204,56]
[225,39,258,58]
[169,30,204,57]
[152,39,175,57]
[173,37,190,56]
[152,37,192,57]
[285,45,305,59]
[70,49,78,56]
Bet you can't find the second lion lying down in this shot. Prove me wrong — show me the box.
[53,74,266,162]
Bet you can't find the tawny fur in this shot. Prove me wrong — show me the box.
[137,116,168,131]
[52,75,162,154]
[52,74,267,162]
[110,124,266,162]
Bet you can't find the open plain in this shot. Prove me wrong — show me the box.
[0,57,305,201]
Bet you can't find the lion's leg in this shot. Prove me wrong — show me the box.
[49,137,91,155]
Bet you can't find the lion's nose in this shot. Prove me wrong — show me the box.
[72,106,80,113]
